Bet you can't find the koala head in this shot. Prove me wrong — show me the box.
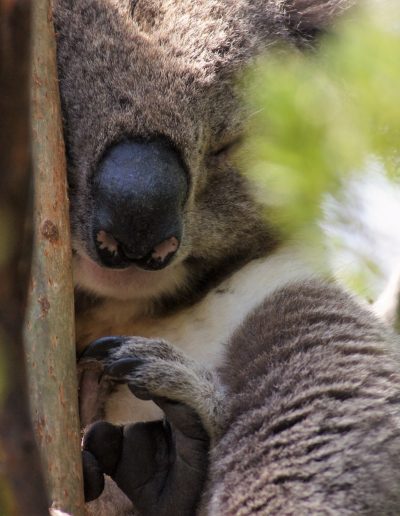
[55,0,352,304]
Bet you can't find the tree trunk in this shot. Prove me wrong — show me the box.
[24,0,85,514]
[0,1,50,515]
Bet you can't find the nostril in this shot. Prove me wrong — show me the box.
[94,230,129,269]
[96,230,119,256]
[151,236,179,263]
[135,236,180,271]
[119,235,180,271]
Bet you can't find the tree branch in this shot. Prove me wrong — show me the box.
[24,0,85,514]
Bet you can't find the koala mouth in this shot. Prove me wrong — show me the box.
[73,248,187,301]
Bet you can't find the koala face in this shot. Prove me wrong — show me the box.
[55,0,345,302]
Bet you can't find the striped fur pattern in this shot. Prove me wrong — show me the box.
[205,280,400,514]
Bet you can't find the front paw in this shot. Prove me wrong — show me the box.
[81,336,221,433]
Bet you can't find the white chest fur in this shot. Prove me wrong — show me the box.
[78,246,315,424]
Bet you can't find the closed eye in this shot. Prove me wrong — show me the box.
[209,136,243,160]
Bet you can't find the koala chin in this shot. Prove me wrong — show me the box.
[53,0,400,515]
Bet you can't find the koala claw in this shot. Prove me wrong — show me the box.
[80,335,129,360]
[104,356,153,400]
[105,357,144,378]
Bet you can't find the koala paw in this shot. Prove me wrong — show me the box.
[83,413,209,514]
[81,336,226,437]
[80,336,228,513]
[81,336,212,515]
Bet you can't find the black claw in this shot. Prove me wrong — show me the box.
[105,357,144,378]
[80,336,129,360]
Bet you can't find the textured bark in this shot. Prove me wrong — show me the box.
[0,1,50,515]
[24,0,85,514]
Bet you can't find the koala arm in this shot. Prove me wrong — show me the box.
[80,336,224,515]
[81,336,227,440]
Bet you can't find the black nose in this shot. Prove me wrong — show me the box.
[92,138,188,270]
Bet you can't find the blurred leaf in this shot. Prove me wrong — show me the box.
[242,1,400,240]
[240,1,400,297]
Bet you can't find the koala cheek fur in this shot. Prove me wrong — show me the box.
[52,1,400,515]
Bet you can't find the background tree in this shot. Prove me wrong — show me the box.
[0,1,49,514]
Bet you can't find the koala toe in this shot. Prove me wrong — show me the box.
[103,357,153,400]
[104,357,144,378]
[82,450,105,502]
[81,337,190,401]
[80,336,129,361]
[83,421,123,477]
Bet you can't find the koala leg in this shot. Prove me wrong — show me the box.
[80,336,225,515]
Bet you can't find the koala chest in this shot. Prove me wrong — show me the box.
[77,247,314,425]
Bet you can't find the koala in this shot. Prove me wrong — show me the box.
[52,0,400,514]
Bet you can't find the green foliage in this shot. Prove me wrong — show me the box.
[242,1,400,239]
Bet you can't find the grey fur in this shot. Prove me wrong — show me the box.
[207,281,400,514]
[82,280,400,514]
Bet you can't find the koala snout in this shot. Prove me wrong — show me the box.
[91,138,188,270]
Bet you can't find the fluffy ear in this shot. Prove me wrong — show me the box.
[282,0,356,43]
